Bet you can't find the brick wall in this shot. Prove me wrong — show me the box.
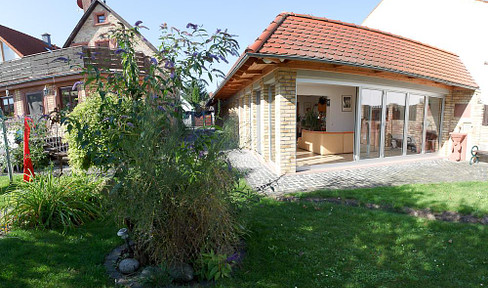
[221,70,297,174]
[274,69,297,174]
[440,88,482,158]
[251,89,258,152]
[261,81,270,161]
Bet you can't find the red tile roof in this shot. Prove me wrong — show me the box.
[214,13,477,99]
[0,24,58,57]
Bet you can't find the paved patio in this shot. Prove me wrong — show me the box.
[228,150,488,195]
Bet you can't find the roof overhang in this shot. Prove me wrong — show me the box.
[211,53,478,103]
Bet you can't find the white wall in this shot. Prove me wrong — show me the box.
[297,84,356,132]
[363,0,488,103]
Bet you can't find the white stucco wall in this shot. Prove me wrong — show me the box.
[363,0,488,103]
[297,84,356,132]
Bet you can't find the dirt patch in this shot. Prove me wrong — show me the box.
[276,196,488,225]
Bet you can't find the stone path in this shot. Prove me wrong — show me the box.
[227,150,488,195]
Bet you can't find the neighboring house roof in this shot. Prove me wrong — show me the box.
[214,12,477,99]
[0,24,57,57]
[63,0,158,53]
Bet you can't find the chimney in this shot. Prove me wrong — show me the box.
[42,33,51,46]
[78,0,95,12]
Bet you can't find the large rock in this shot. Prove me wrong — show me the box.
[118,258,140,274]
[168,263,194,282]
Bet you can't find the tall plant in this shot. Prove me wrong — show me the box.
[64,22,241,265]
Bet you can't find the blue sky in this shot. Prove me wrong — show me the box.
[0,0,380,90]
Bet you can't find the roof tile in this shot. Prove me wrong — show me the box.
[245,13,477,88]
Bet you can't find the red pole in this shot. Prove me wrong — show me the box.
[23,117,35,182]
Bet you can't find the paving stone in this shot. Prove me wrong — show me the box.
[228,149,488,195]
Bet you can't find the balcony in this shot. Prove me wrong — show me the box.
[0,46,149,87]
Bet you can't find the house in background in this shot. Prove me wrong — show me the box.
[212,12,479,174]
[0,25,58,116]
[363,0,488,156]
[0,0,156,119]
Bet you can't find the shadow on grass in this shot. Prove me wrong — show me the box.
[0,220,120,288]
[220,198,488,288]
[295,181,488,216]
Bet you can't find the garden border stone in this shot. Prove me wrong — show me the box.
[277,196,488,225]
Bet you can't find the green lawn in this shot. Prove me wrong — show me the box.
[0,174,22,194]
[0,220,119,288]
[0,174,23,207]
[1,180,488,287]
[295,181,488,216]
[220,199,488,287]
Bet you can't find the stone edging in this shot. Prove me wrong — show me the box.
[105,245,142,287]
[276,196,488,225]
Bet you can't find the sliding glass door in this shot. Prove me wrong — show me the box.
[384,92,406,157]
[407,95,425,155]
[357,88,444,160]
[425,97,442,153]
[360,89,383,159]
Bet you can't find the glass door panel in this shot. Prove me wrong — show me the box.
[384,92,406,157]
[407,95,425,155]
[425,97,442,153]
[360,89,383,159]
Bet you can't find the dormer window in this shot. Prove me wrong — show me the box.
[94,12,108,25]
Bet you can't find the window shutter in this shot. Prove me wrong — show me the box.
[483,105,488,126]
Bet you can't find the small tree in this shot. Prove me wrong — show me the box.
[64,21,241,265]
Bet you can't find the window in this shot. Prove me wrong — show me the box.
[59,87,78,110]
[1,96,14,116]
[26,92,44,117]
[97,14,106,23]
[0,41,21,63]
[94,12,107,25]
[95,40,110,48]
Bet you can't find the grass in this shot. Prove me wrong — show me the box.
[220,198,488,287]
[294,181,488,216]
[0,220,119,288]
[1,178,488,287]
[0,174,22,194]
[0,174,23,207]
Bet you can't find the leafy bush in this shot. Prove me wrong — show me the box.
[66,93,132,171]
[1,173,105,231]
[195,250,233,281]
[63,22,242,267]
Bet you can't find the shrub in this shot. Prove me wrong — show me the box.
[195,250,233,281]
[1,173,105,231]
[66,93,132,171]
[64,21,242,267]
